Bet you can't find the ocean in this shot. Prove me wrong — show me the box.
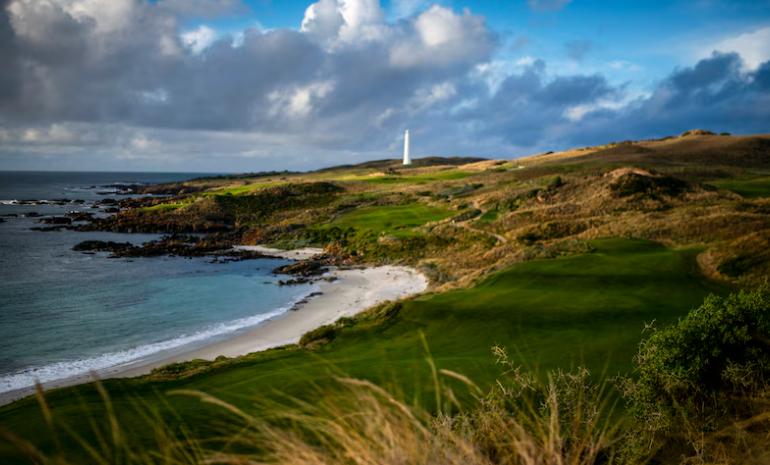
[0,171,312,394]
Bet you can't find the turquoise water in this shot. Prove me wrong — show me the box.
[0,172,312,393]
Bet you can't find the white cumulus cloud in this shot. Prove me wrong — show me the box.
[700,26,770,71]
[181,25,218,54]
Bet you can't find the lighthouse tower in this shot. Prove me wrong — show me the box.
[403,130,411,165]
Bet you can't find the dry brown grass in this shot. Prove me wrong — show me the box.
[8,349,626,465]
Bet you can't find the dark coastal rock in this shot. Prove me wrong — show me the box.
[277,276,339,286]
[24,212,41,218]
[65,212,95,222]
[17,200,48,205]
[72,240,133,252]
[73,234,238,259]
[101,207,120,213]
[0,218,4,223]
[272,260,329,277]
[1,214,17,218]
[289,292,325,311]
[209,249,269,263]
[37,217,72,225]
[135,184,209,196]
[30,226,65,232]
[278,277,311,286]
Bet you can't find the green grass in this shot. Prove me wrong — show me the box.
[477,210,498,222]
[345,170,473,184]
[141,203,185,211]
[203,182,283,196]
[709,177,770,198]
[316,204,454,236]
[0,239,732,462]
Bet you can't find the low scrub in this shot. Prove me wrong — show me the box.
[609,173,689,199]
[299,324,337,347]
[618,285,770,463]
[517,221,590,245]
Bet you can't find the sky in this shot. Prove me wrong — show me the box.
[0,0,768,173]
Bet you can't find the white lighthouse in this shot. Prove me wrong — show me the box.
[403,129,411,165]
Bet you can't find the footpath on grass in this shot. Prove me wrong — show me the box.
[451,201,507,243]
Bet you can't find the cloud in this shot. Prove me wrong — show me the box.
[608,60,641,72]
[0,0,768,172]
[701,26,770,71]
[565,39,592,62]
[527,0,573,12]
[0,0,499,169]
[181,25,218,53]
[551,51,770,145]
[451,50,769,154]
[156,0,242,18]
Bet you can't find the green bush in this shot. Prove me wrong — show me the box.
[609,173,688,199]
[619,285,770,458]
[299,324,337,347]
[336,316,356,327]
[548,175,564,190]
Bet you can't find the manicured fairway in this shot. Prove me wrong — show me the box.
[319,204,454,236]
[345,170,474,184]
[477,210,499,222]
[141,203,185,211]
[204,182,284,196]
[710,176,770,198]
[0,239,732,462]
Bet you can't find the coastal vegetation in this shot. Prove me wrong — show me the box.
[2,131,770,463]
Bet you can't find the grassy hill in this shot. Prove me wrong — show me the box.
[2,131,770,463]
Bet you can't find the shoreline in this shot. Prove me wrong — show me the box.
[0,248,428,406]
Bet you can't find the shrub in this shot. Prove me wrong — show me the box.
[548,175,564,190]
[336,316,356,327]
[618,285,770,461]
[681,129,716,137]
[299,324,337,347]
[451,208,481,222]
[609,173,688,199]
[502,189,540,211]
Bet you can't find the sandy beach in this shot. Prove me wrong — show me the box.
[0,249,428,406]
[232,245,325,261]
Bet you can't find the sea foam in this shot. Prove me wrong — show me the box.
[0,302,300,394]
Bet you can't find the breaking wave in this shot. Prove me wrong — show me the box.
[0,303,298,394]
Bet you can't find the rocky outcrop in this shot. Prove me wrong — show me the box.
[72,234,261,260]
[272,241,359,277]
[65,212,95,222]
[37,217,72,225]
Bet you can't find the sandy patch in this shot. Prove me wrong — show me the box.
[233,245,324,261]
[0,265,428,406]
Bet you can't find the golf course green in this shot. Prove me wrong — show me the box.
[0,238,731,462]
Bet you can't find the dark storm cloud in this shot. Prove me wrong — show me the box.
[0,0,496,140]
[0,0,22,111]
[450,51,769,153]
[156,0,243,17]
[455,60,622,147]
[541,52,770,147]
[0,0,768,172]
